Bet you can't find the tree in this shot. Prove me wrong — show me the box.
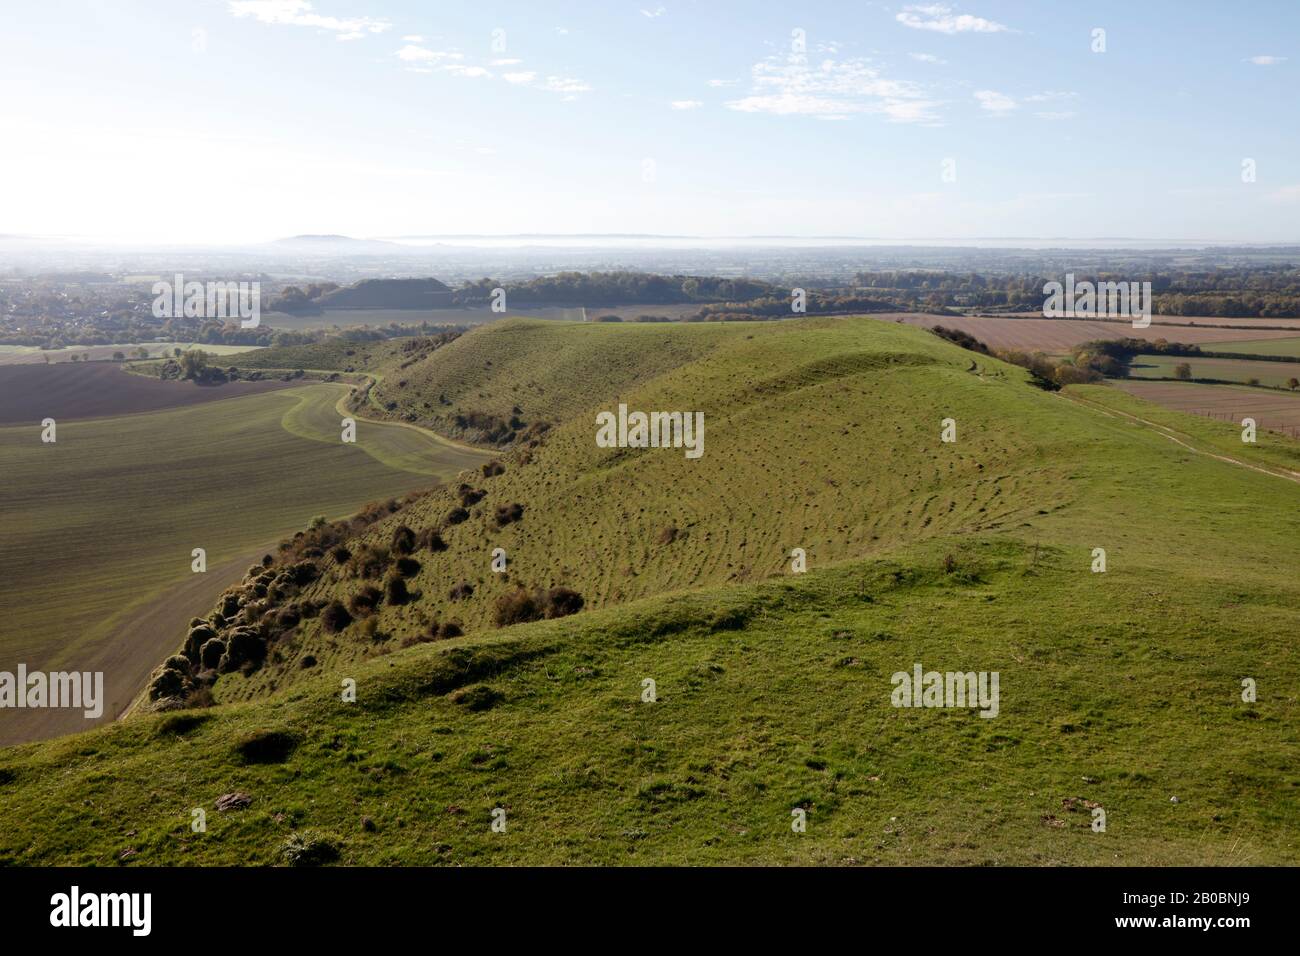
[177,349,209,380]
[1173,362,1192,380]
[112,351,125,361]
[1287,378,1299,391]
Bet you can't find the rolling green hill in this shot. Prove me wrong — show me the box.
[1,315,1297,865]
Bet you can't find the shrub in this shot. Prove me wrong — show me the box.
[349,586,383,617]
[544,587,584,619]
[494,503,524,526]
[347,544,391,579]
[393,556,421,578]
[320,601,352,633]
[445,507,469,526]
[494,588,543,626]
[482,460,505,477]
[418,529,448,552]
[391,525,417,555]
[460,486,486,507]
[235,729,300,764]
[331,545,352,564]
[199,637,226,669]
[440,621,463,638]
[300,654,317,669]
[280,830,340,866]
[384,573,410,605]
[448,581,474,601]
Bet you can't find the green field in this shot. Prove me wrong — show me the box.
[0,382,491,743]
[1209,336,1300,358]
[1128,353,1300,388]
[1,316,1298,865]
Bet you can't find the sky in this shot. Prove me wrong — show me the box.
[0,0,1297,244]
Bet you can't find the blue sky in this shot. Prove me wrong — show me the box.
[1,0,1296,243]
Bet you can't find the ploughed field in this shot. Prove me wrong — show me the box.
[892,313,1300,352]
[0,372,491,745]
[1110,379,1300,434]
[0,362,293,425]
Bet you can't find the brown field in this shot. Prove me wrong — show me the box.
[1112,379,1300,435]
[1002,311,1300,330]
[0,362,294,425]
[888,313,1300,352]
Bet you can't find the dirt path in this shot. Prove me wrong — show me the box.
[1061,391,1300,486]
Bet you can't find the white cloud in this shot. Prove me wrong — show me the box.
[445,64,491,78]
[671,100,703,110]
[640,6,667,17]
[708,78,737,87]
[1024,90,1077,102]
[543,76,591,93]
[491,58,523,66]
[503,71,537,84]
[896,4,1010,35]
[396,44,451,62]
[973,89,1016,113]
[908,52,946,63]
[725,51,941,123]
[227,1,390,40]
[402,34,423,42]
[1246,55,1287,66]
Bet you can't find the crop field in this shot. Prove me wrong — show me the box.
[894,313,1300,352]
[0,381,491,745]
[0,362,295,425]
[1110,379,1300,434]
[260,307,583,330]
[2,315,1299,866]
[1127,354,1300,388]
[1208,336,1300,358]
[0,342,261,365]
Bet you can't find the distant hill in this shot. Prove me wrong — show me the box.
[269,235,408,255]
[272,277,454,313]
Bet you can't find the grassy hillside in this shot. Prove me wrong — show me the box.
[1,315,1297,864]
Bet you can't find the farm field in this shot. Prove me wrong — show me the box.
[260,306,583,330]
[0,362,295,425]
[0,381,491,745]
[1002,312,1300,331]
[0,342,261,365]
[1127,354,1300,388]
[2,315,1299,865]
[1208,336,1300,358]
[1110,379,1300,435]
[891,313,1300,352]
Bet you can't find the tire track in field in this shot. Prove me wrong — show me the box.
[1061,391,1300,486]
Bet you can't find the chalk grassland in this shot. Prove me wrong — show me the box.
[0,382,490,745]
[0,344,261,366]
[1107,380,1300,434]
[1128,354,1300,388]
[0,362,295,425]
[0,316,1297,865]
[260,307,583,331]
[893,313,1300,352]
